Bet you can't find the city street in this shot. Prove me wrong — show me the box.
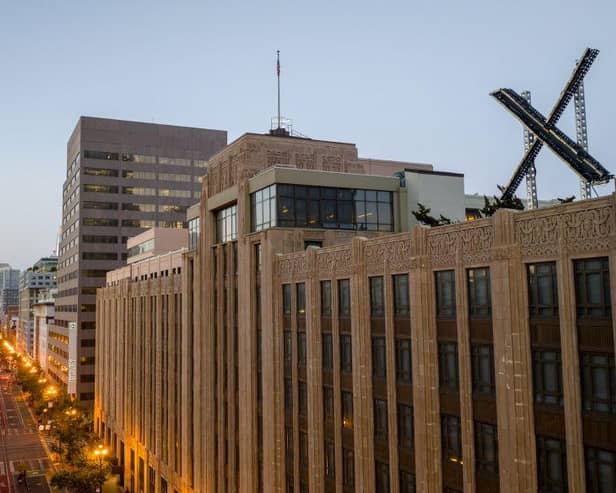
[0,372,51,493]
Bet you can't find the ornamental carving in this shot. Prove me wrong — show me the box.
[364,237,413,274]
[278,254,307,281]
[295,153,316,170]
[516,202,613,258]
[461,225,494,265]
[322,155,343,172]
[267,150,290,166]
[427,230,457,268]
[316,247,353,277]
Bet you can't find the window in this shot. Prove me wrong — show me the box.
[284,378,293,412]
[468,268,491,318]
[80,339,95,347]
[83,201,118,210]
[283,285,292,316]
[393,274,410,317]
[285,427,293,458]
[396,338,412,384]
[471,344,495,395]
[323,333,333,370]
[275,184,393,231]
[585,446,616,493]
[340,334,352,374]
[80,374,95,383]
[537,436,567,493]
[375,461,390,492]
[342,391,353,429]
[339,279,351,317]
[122,186,155,196]
[343,448,354,488]
[127,239,154,257]
[528,262,559,318]
[188,217,200,250]
[122,203,156,212]
[321,280,332,317]
[122,219,155,228]
[475,422,498,474]
[439,342,459,392]
[372,336,387,378]
[296,284,306,316]
[84,150,118,160]
[160,204,188,213]
[298,332,307,367]
[441,414,462,463]
[158,189,191,198]
[215,204,237,243]
[436,270,456,319]
[581,352,616,414]
[533,350,563,407]
[298,381,307,416]
[323,386,334,420]
[82,235,117,243]
[82,252,117,261]
[159,172,191,182]
[374,399,388,440]
[370,276,384,317]
[575,257,611,319]
[398,404,413,450]
[299,432,308,468]
[325,440,335,479]
[400,469,416,493]
[284,331,292,368]
[122,170,156,180]
[83,184,119,194]
[251,184,276,231]
[83,217,118,227]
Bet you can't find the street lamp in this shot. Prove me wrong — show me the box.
[93,444,109,468]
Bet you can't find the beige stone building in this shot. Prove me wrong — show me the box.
[95,132,616,493]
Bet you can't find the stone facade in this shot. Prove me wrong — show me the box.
[95,132,616,493]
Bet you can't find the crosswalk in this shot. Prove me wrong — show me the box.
[0,428,36,436]
[0,458,50,474]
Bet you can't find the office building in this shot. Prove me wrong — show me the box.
[0,263,20,317]
[95,131,616,493]
[53,117,226,402]
[33,289,56,372]
[17,256,57,357]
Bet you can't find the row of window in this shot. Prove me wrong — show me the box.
[81,218,186,229]
[83,184,196,198]
[82,150,207,168]
[82,201,188,213]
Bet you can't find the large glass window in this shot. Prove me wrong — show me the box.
[574,258,611,319]
[585,446,616,493]
[84,167,119,176]
[471,344,495,396]
[436,270,456,319]
[321,280,332,317]
[400,470,416,493]
[441,414,462,464]
[475,422,498,474]
[468,268,491,318]
[343,448,354,489]
[372,336,386,378]
[439,342,459,392]
[323,385,334,420]
[339,279,351,318]
[83,201,118,210]
[581,352,616,414]
[374,399,388,440]
[83,217,118,227]
[127,239,155,258]
[252,184,394,231]
[375,461,390,492]
[282,285,292,316]
[188,217,200,250]
[84,184,118,194]
[396,338,412,384]
[370,276,385,317]
[325,440,335,480]
[296,283,306,316]
[533,350,564,407]
[122,203,156,212]
[340,334,352,374]
[298,381,307,416]
[122,186,155,196]
[84,150,118,161]
[322,333,333,370]
[393,274,410,317]
[298,332,306,367]
[528,262,558,318]
[536,436,567,493]
[342,391,353,429]
[251,184,277,231]
[398,404,413,449]
[215,204,237,243]
[122,170,156,180]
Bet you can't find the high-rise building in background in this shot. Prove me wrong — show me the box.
[0,263,20,317]
[17,256,58,357]
[53,117,227,403]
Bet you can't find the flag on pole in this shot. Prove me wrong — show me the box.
[277,50,280,77]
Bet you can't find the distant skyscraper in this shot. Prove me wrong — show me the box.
[53,116,226,402]
[0,263,20,315]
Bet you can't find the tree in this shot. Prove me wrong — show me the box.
[480,194,524,217]
[51,465,109,493]
[412,203,453,227]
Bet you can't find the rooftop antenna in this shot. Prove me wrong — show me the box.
[270,50,292,136]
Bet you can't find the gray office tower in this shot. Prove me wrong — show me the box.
[54,117,226,402]
[0,264,20,314]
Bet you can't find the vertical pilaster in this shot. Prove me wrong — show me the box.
[558,251,585,491]
[351,237,375,492]
[491,210,536,493]
[410,227,441,493]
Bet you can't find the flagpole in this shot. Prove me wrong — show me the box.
[277,50,281,129]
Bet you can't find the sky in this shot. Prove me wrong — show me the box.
[1,0,615,269]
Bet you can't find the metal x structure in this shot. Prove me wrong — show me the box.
[492,48,612,203]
